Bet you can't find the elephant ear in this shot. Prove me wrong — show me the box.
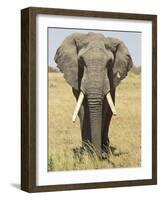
[54,33,85,90]
[105,37,133,87]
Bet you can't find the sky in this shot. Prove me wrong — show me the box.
[48,28,141,68]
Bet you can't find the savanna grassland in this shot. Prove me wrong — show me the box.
[48,71,141,171]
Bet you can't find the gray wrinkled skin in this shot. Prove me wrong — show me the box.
[54,32,133,158]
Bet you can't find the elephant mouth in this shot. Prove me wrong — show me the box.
[72,91,117,122]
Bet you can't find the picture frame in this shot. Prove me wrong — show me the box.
[21,7,157,192]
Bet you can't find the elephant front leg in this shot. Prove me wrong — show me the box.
[72,88,91,147]
[78,101,91,146]
[101,103,113,154]
[101,89,115,155]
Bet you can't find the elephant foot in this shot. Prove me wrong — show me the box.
[110,145,120,156]
[101,151,109,160]
[101,144,120,159]
[73,144,120,160]
[73,143,103,159]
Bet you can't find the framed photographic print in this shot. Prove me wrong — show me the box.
[21,7,157,192]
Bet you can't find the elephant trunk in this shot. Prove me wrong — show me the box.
[87,92,103,157]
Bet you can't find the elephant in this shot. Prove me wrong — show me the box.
[54,32,133,159]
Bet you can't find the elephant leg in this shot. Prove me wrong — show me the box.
[101,108,112,152]
[72,89,91,146]
[78,101,91,145]
[101,89,115,153]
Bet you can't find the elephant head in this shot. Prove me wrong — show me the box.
[54,32,133,155]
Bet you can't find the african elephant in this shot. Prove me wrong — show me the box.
[54,32,133,159]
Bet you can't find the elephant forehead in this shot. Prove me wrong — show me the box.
[83,47,108,64]
[89,40,105,48]
[85,46,106,55]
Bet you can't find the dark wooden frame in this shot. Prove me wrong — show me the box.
[21,7,157,192]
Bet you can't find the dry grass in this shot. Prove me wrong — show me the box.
[48,71,141,171]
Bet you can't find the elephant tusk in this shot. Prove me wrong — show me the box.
[106,93,117,116]
[72,92,84,122]
[117,72,121,79]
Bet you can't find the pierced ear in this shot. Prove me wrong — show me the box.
[105,37,133,87]
[54,33,85,90]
